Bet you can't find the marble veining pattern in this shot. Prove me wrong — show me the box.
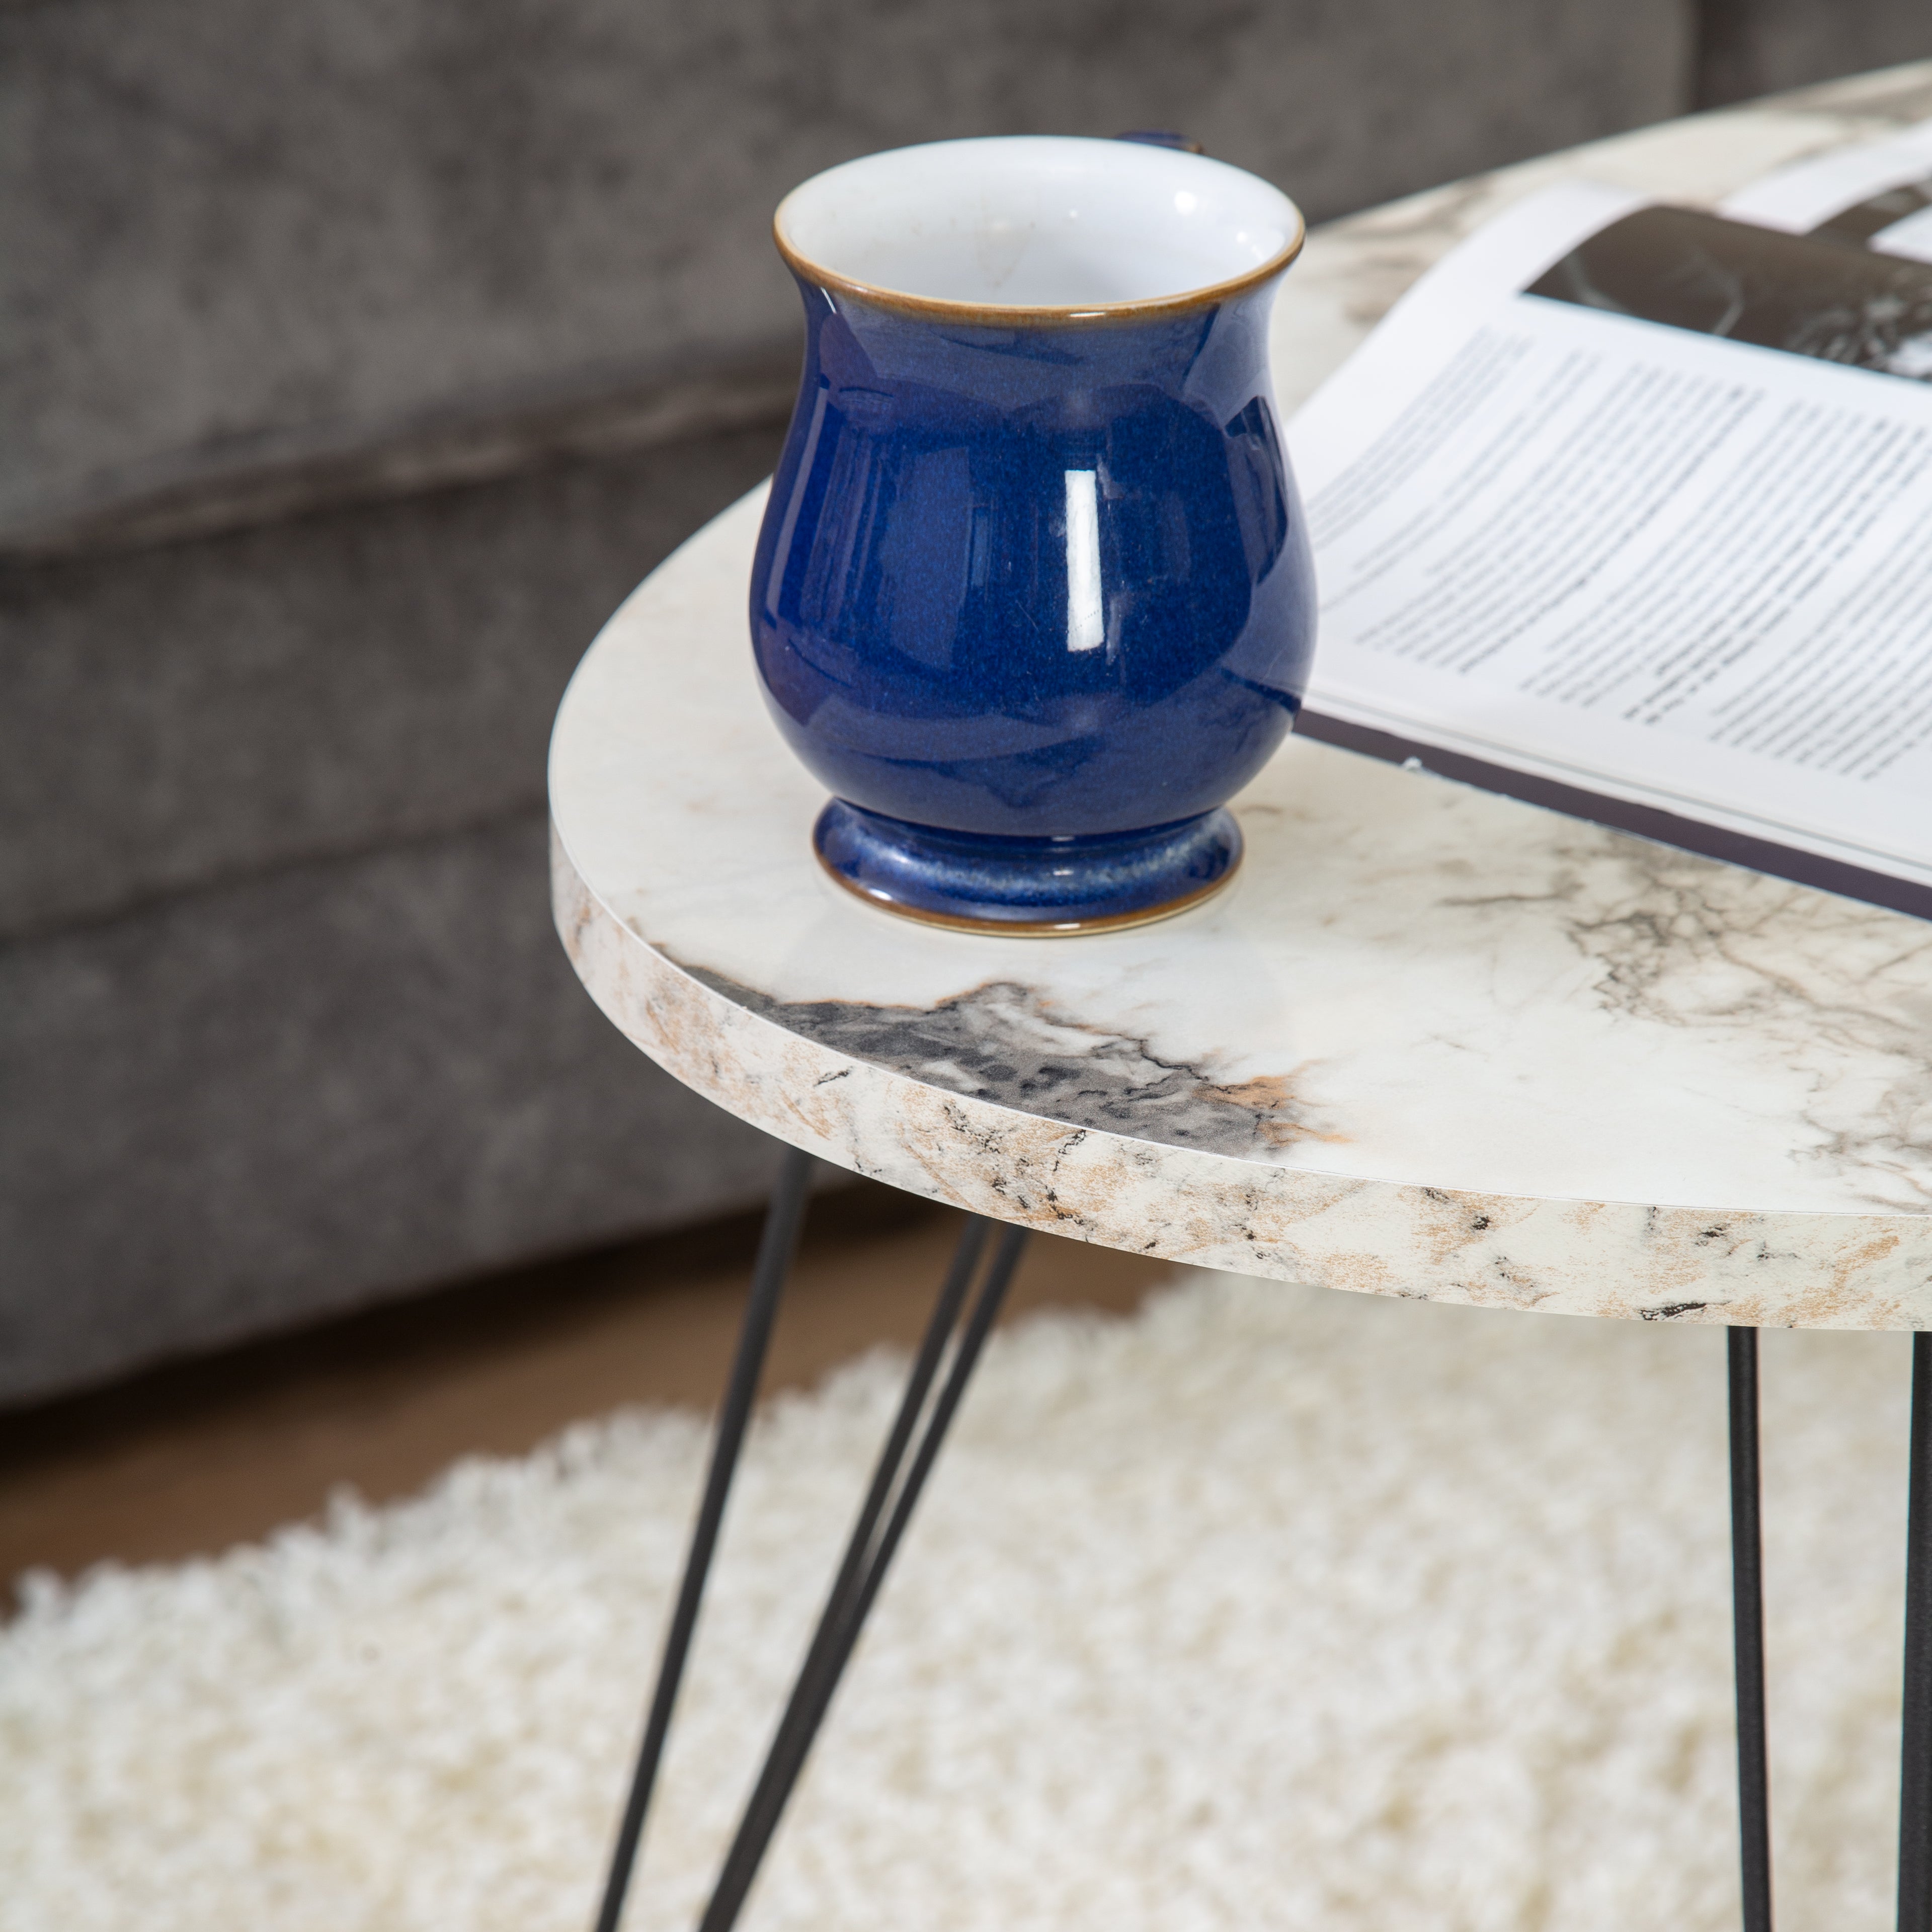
[677,967,1335,1159]
[554,831,1932,1329]
[551,70,1932,1329]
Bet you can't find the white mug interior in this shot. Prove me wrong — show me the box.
[775,136,1304,311]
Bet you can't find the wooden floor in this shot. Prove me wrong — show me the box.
[0,1181,1176,1589]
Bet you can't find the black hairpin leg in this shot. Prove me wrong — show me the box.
[1729,1327,1773,1932]
[591,1152,1027,1932]
[697,1218,1028,1932]
[592,1145,816,1932]
[1899,1333,1932,1931]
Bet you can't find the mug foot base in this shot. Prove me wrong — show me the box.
[812,801,1242,936]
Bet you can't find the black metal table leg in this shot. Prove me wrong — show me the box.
[1899,1333,1932,1930]
[1729,1327,1774,1932]
[592,1145,816,1932]
[591,1158,1026,1932]
[696,1220,1028,1932]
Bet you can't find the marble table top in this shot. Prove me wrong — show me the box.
[552,65,1932,1331]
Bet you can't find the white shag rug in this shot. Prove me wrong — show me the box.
[0,1272,1914,1931]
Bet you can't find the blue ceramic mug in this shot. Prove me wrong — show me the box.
[750,135,1315,934]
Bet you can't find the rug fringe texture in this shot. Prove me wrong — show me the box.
[0,1271,1914,1929]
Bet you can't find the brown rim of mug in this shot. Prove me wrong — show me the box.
[771,205,1305,328]
[814,845,1240,936]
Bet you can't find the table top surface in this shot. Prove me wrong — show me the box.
[552,65,1932,1331]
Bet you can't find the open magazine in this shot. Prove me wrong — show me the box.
[1289,120,1932,919]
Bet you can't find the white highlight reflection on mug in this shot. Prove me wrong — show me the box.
[1064,468,1105,653]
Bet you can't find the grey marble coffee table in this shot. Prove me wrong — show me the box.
[553,65,1932,1932]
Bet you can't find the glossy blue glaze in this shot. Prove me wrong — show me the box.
[750,266,1315,924]
[816,800,1242,930]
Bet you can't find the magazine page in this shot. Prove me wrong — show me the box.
[1722,116,1932,262]
[1289,181,1932,908]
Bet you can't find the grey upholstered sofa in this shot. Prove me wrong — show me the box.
[4,0,1926,1404]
